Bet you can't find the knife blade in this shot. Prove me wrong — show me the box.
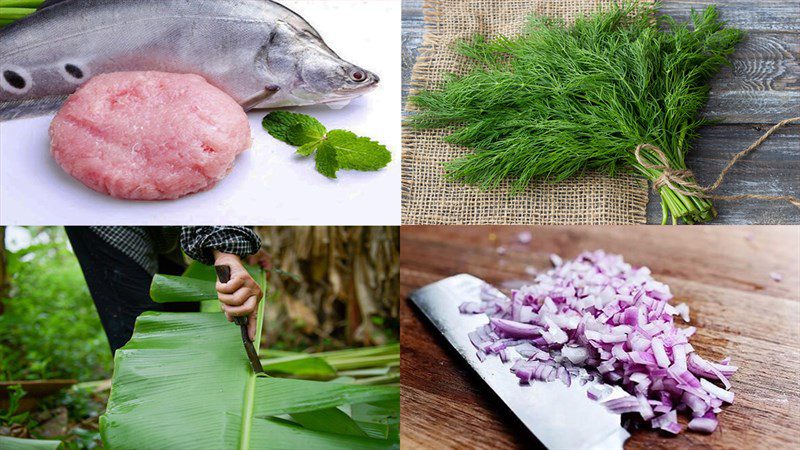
[409,274,630,450]
[215,264,264,374]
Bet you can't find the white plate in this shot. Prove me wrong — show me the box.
[0,0,401,225]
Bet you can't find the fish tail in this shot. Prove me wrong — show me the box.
[0,96,66,122]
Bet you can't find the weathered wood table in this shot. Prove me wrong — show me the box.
[402,0,800,224]
[400,226,800,448]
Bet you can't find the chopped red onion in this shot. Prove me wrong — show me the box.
[688,415,718,433]
[518,231,533,244]
[651,410,682,434]
[770,271,783,282]
[460,250,736,436]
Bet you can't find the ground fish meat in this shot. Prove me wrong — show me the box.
[49,71,251,200]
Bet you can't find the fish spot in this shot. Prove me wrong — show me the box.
[65,64,83,79]
[3,71,25,89]
[0,66,31,94]
[59,61,89,84]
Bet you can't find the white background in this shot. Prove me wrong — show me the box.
[0,0,400,225]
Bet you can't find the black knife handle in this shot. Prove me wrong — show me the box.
[215,265,248,327]
[214,264,231,283]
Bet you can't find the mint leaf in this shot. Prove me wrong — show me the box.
[326,130,392,171]
[315,142,339,178]
[261,111,391,178]
[296,140,321,157]
[287,123,324,146]
[262,111,326,145]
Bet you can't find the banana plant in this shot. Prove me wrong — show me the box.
[100,264,399,449]
[0,436,61,450]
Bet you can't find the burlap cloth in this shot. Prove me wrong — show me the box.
[402,0,649,224]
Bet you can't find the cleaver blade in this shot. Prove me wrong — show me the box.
[409,274,631,450]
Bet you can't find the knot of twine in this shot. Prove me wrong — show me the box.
[634,117,800,208]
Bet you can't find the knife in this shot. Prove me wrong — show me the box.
[215,264,264,374]
[409,274,631,450]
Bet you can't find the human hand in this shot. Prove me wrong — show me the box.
[213,252,263,341]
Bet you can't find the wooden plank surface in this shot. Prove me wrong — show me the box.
[400,226,800,449]
[401,0,800,225]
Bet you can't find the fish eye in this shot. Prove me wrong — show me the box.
[351,70,367,82]
[59,61,89,84]
[1,66,31,94]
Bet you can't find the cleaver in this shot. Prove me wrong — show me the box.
[409,274,631,450]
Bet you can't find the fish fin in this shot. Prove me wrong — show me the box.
[0,96,66,121]
[326,99,352,110]
[241,85,281,111]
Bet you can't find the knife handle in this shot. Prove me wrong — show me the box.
[215,264,248,327]
[214,264,231,283]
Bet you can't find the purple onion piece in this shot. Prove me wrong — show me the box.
[458,250,735,436]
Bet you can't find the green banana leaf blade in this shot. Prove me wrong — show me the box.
[101,277,398,450]
[100,312,248,449]
[149,274,216,303]
[0,436,61,450]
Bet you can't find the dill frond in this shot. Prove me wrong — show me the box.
[410,3,743,224]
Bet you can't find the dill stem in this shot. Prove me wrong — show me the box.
[0,6,34,19]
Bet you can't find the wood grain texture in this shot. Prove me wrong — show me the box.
[400,226,800,449]
[401,0,800,224]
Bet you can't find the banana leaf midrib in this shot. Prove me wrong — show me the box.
[238,270,266,450]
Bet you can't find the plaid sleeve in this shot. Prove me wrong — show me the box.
[179,227,261,265]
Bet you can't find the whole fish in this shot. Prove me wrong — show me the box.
[0,0,379,121]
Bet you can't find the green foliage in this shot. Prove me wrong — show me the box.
[314,142,340,178]
[0,385,29,425]
[60,428,100,450]
[0,435,61,450]
[326,130,392,172]
[410,3,743,224]
[262,111,327,146]
[100,267,400,449]
[0,1,43,28]
[262,111,392,179]
[54,386,104,426]
[260,344,400,382]
[1,228,111,382]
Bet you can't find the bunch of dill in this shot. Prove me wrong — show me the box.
[410,3,743,224]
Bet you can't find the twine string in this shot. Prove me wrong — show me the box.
[634,117,800,208]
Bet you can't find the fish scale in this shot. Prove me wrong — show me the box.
[0,0,379,120]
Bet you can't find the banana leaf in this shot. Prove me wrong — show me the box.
[149,274,216,303]
[260,354,337,379]
[0,436,61,450]
[181,261,262,281]
[177,262,264,312]
[101,268,399,449]
[261,344,400,371]
[151,272,339,379]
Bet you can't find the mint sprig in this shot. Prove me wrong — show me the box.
[262,111,391,179]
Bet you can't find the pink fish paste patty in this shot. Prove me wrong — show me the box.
[49,71,251,200]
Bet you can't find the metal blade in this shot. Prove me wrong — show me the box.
[215,265,264,374]
[234,316,265,374]
[409,274,630,450]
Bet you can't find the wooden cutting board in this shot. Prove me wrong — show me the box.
[400,226,800,449]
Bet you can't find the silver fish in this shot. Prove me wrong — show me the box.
[0,0,379,121]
